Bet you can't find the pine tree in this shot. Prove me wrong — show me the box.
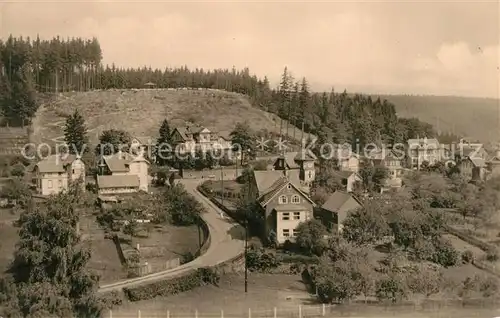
[64,109,89,155]
[156,118,172,165]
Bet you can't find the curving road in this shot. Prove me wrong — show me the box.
[97,179,245,294]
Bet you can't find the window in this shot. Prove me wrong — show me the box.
[283,229,290,237]
[308,171,312,178]
[282,212,290,220]
[58,180,62,188]
[292,229,300,237]
[279,195,288,204]
[293,212,301,220]
[287,184,291,189]
[292,195,300,204]
[48,180,53,188]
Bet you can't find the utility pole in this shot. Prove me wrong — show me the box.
[244,157,249,293]
[220,164,224,207]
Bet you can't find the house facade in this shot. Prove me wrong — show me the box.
[170,125,233,154]
[459,157,486,181]
[407,138,441,169]
[330,170,362,193]
[249,170,315,245]
[97,150,150,194]
[33,154,85,196]
[130,136,156,159]
[367,148,404,191]
[272,151,316,189]
[316,191,362,234]
[332,147,360,173]
[487,149,500,178]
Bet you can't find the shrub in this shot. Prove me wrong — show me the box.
[278,254,319,265]
[124,268,218,301]
[375,275,408,304]
[480,277,499,297]
[432,239,459,267]
[9,164,25,177]
[461,250,475,264]
[486,248,499,262]
[246,247,281,272]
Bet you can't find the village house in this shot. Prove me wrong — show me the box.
[458,157,486,181]
[330,170,363,193]
[130,136,156,159]
[272,151,316,189]
[487,148,500,178]
[316,191,362,234]
[248,170,316,245]
[331,147,360,172]
[170,125,232,154]
[366,147,404,191]
[33,154,85,196]
[453,140,488,182]
[407,137,441,169]
[96,149,150,195]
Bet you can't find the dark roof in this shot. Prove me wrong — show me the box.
[330,170,359,180]
[34,154,81,173]
[321,191,362,213]
[97,175,140,189]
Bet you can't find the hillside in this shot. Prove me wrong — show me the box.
[31,89,314,146]
[374,95,500,143]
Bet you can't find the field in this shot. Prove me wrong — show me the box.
[111,273,500,318]
[379,94,500,143]
[31,89,312,146]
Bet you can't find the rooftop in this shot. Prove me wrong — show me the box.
[97,174,140,189]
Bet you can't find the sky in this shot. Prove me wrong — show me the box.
[1,0,499,98]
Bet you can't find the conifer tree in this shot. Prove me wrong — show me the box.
[156,118,172,165]
[64,109,89,155]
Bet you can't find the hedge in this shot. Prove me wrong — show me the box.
[278,254,319,264]
[123,267,218,301]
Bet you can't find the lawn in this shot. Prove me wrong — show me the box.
[111,273,499,318]
[81,213,201,284]
[31,89,311,146]
[125,223,201,270]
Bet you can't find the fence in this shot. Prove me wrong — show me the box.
[109,303,331,318]
[105,300,500,318]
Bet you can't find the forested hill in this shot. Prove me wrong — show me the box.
[0,35,455,148]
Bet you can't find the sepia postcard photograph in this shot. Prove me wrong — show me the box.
[0,0,499,317]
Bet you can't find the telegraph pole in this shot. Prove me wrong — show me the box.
[220,164,224,207]
[244,152,250,293]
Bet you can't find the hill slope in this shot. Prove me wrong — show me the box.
[375,95,500,142]
[31,89,313,146]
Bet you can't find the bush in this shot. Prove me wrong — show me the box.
[246,247,281,272]
[9,164,25,177]
[432,239,459,267]
[375,275,408,304]
[124,268,217,301]
[462,250,475,264]
[486,248,499,262]
[278,254,319,265]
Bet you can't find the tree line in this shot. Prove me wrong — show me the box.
[0,35,453,149]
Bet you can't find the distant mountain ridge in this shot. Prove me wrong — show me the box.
[309,82,500,143]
